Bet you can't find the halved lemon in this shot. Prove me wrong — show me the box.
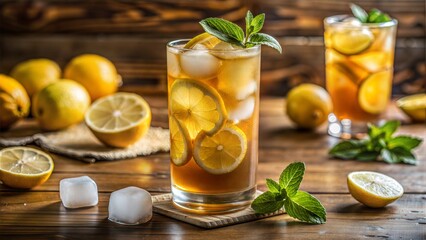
[170,79,226,139]
[396,94,426,122]
[85,92,152,148]
[184,33,221,49]
[193,125,247,174]
[331,29,374,55]
[0,147,54,188]
[169,116,192,166]
[358,71,392,114]
[348,171,404,208]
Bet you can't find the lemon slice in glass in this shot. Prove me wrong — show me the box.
[358,71,392,114]
[184,33,222,49]
[348,171,404,208]
[396,94,426,122]
[331,29,374,55]
[0,147,54,188]
[85,92,152,148]
[170,79,226,139]
[193,125,247,174]
[169,116,192,166]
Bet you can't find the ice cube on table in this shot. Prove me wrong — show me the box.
[59,176,98,209]
[108,186,152,225]
[180,51,220,79]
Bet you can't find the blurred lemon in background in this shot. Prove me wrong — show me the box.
[64,54,122,101]
[10,59,60,98]
[0,75,30,130]
[286,84,333,129]
[397,94,426,122]
[32,80,90,131]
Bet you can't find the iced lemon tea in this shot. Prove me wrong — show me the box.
[167,36,260,213]
[324,15,397,137]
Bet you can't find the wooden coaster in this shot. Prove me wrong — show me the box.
[152,191,285,229]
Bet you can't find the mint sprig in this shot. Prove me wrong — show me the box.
[329,120,423,165]
[350,4,391,23]
[199,11,282,53]
[251,162,326,224]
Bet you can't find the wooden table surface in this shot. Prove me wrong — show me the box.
[0,96,425,240]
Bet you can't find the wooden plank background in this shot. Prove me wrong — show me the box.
[0,0,424,96]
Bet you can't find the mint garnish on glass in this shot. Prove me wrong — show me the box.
[350,3,392,23]
[329,120,423,164]
[199,10,282,53]
[251,162,327,224]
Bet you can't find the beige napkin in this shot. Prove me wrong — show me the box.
[0,123,170,163]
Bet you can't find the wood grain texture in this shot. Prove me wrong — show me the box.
[0,0,424,96]
[0,97,425,238]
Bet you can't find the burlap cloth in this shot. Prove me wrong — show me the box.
[0,121,170,163]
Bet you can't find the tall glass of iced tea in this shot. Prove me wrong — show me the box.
[167,36,260,213]
[324,15,397,138]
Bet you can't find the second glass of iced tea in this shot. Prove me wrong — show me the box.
[167,38,260,213]
[324,15,397,138]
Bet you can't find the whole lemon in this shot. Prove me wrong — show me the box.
[64,54,121,101]
[10,59,61,98]
[0,75,30,130]
[286,84,333,129]
[32,80,90,131]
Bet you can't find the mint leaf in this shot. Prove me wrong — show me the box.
[388,136,422,150]
[250,13,265,35]
[367,9,391,23]
[284,191,326,224]
[199,18,245,47]
[245,10,254,36]
[379,120,400,139]
[279,162,304,197]
[391,147,417,165]
[266,178,281,193]
[251,191,285,214]
[381,148,400,163]
[329,140,366,159]
[356,151,380,161]
[350,4,368,23]
[248,33,282,53]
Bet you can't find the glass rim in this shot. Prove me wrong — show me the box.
[324,14,398,28]
[167,39,261,53]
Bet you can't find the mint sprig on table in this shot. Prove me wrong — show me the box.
[199,10,282,53]
[251,162,326,224]
[329,121,423,165]
[350,4,391,23]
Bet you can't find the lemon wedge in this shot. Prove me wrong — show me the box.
[358,71,392,114]
[184,33,221,49]
[170,116,192,166]
[193,125,247,174]
[85,92,151,148]
[0,147,54,188]
[170,79,226,139]
[348,171,403,208]
[396,94,426,122]
[331,29,374,55]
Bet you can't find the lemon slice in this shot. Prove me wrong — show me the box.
[170,79,226,139]
[331,29,374,55]
[85,92,152,148]
[396,94,426,122]
[358,71,392,114]
[0,147,54,188]
[170,116,192,166]
[348,171,404,208]
[193,125,247,174]
[184,33,221,49]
